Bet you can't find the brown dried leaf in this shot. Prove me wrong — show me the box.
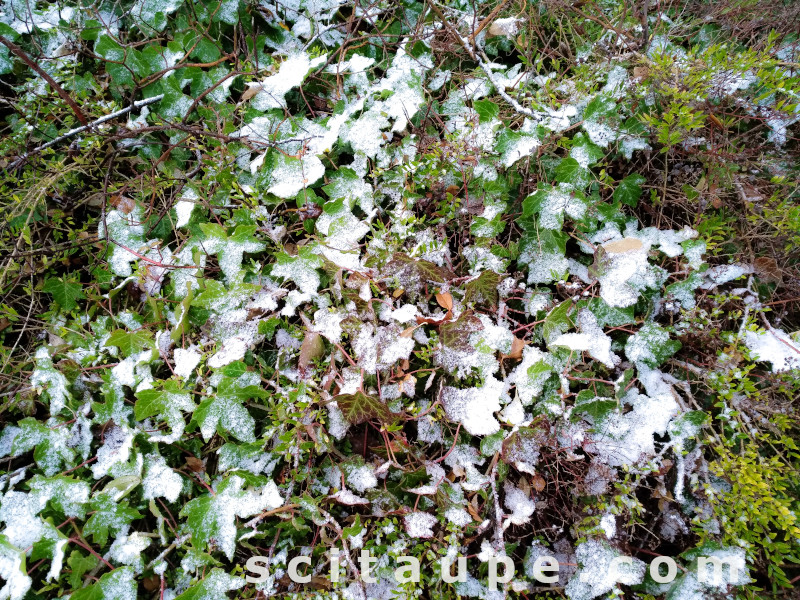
[298,332,325,378]
[435,292,453,310]
[501,337,525,360]
[531,473,546,493]
[186,456,204,473]
[602,237,643,254]
[241,82,263,101]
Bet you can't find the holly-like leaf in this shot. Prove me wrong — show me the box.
[334,391,393,425]
[70,566,136,600]
[613,173,646,207]
[464,270,501,307]
[42,277,84,311]
[105,329,155,358]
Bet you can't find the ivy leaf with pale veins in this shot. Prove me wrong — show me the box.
[464,270,501,307]
[105,329,155,358]
[335,391,393,425]
[42,277,84,311]
[381,253,455,295]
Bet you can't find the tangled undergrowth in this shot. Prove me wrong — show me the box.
[0,0,798,599]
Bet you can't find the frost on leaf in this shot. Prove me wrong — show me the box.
[565,539,645,600]
[179,475,282,560]
[142,454,183,503]
[174,568,246,600]
[550,310,618,369]
[135,380,196,444]
[30,347,71,416]
[442,377,504,436]
[199,224,265,284]
[403,511,437,539]
[248,52,327,111]
[69,565,137,600]
[744,327,800,372]
[192,374,266,443]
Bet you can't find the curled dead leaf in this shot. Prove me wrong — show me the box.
[186,456,204,473]
[435,292,453,310]
[501,336,525,360]
[602,237,643,254]
[531,474,546,493]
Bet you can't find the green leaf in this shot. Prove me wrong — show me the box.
[625,322,681,368]
[464,270,501,307]
[28,475,90,518]
[613,173,646,207]
[473,99,500,123]
[175,568,246,600]
[542,300,574,343]
[42,277,84,311]
[135,379,196,440]
[554,157,591,188]
[84,494,142,547]
[335,391,393,425]
[200,223,265,284]
[70,566,136,600]
[105,329,155,357]
[572,393,618,424]
[67,550,98,590]
[179,475,281,559]
[12,417,77,476]
[581,298,635,327]
[191,375,266,442]
[0,535,30,597]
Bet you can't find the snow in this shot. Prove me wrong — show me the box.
[173,347,201,379]
[403,511,437,539]
[441,376,504,436]
[599,514,616,539]
[503,482,536,529]
[92,425,135,479]
[0,539,31,600]
[143,454,183,502]
[744,328,800,372]
[566,540,645,600]
[551,310,618,369]
[109,531,152,566]
[250,52,327,111]
[344,463,378,494]
[594,237,650,308]
[30,347,70,415]
[445,507,472,527]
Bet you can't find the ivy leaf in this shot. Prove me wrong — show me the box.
[191,376,266,442]
[83,494,142,547]
[625,322,681,368]
[473,99,499,123]
[613,173,646,207]
[335,391,393,425]
[105,329,155,358]
[542,300,574,343]
[522,184,588,230]
[12,418,76,476]
[28,475,90,519]
[200,223,265,284]
[271,246,323,295]
[67,550,98,590]
[554,157,591,188]
[440,312,483,353]
[42,277,84,311]
[464,270,501,307]
[135,380,196,442]
[175,568,246,600]
[179,475,282,559]
[580,298,635,327]
[70,566,136,600]
[382,253,455,295]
